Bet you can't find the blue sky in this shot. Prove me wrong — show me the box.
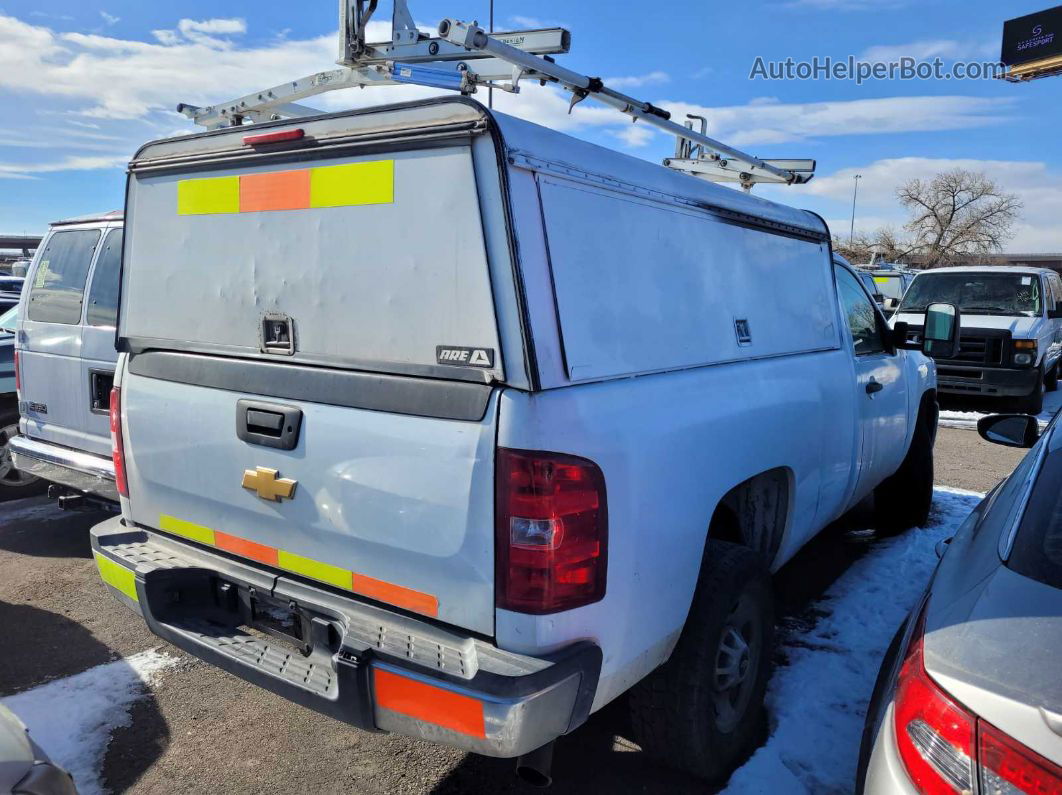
[1,0,1060,251]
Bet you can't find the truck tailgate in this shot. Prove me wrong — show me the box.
[122,367,499,636]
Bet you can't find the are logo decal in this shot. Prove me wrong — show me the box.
[436,346,495,368]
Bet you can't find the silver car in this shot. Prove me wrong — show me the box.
[858,410,1062,793]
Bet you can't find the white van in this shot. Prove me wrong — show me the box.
[90,99,949,780]
[894,266,1062,413]
[11,212,124,506]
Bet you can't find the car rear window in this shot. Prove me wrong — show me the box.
[1008,434,1062,590]
[28,229,101,325]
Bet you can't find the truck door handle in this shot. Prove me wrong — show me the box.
[866,380,884,395]
[236,400,302,450]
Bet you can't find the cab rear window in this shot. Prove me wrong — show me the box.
[1008,437,1062,590]
[28,229,101,325]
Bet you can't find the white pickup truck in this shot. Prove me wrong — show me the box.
[90,98,953,782]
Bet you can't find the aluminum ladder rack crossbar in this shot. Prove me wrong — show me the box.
[177,0,815,189]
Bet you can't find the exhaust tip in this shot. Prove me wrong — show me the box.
[515,764,552,788]
[514,742,554,788]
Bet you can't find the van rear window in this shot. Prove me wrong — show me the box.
[28,229,101,325]
[86,229,123,327]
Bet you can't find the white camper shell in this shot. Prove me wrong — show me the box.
[92,98,938,770]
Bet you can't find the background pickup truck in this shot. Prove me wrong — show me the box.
[91,98,950,783]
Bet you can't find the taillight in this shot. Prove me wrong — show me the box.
[495,448,607,614]
[893,609,977,795]
[13,349,19,393]
[893,606,1062,794]
[979,720,1062,794]
[110,386,128,498]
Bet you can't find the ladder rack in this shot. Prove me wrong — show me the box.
[177,1,815,190]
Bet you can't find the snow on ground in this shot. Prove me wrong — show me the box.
[2,649,180,795]
[721,487,983,795]
[939,389,1062,431]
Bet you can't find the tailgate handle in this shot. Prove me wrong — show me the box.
[236,400,302,451]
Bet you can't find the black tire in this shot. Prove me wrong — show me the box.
[629,540,774,782]
[1046,363,1059,393]
[874,405,934,535]
[1020,368,1045,415]
[0,411,47,501]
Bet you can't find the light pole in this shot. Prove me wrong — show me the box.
[488,0,494,109]
[849,174,862,242]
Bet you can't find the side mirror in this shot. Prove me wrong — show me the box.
[921,303,959,359]
[977,414,1040,448]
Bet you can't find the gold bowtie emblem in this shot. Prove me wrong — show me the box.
[241,467,297,502]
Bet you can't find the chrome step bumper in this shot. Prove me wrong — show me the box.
[10,435,117,502]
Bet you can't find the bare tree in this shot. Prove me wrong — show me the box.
[897,170,1022,268]
[834,226,914,265]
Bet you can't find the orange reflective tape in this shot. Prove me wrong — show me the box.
[239,169,311,213]
[352,573,439,618]
[373,669,485,739]
[214,531,279,566]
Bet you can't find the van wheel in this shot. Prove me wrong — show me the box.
[1020,368,1045,415]
[1045,364,1058,393]
[0,414,46,501]
[874,408,934,536]
[629,540,773,782]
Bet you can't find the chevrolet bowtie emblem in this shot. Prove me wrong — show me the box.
[241,467,297,502]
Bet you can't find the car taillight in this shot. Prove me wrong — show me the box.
[979,720,1062,795]
[495,448,607,614]
[893,606,1062,794]
[893,608,977,795]
[109,386,128,498]
[13,349,19,393]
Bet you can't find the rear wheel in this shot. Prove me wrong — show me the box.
[874,406,934,535]
[0,413,46,501]
[629,540,773,781]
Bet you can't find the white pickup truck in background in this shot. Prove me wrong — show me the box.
[90,98,954,783]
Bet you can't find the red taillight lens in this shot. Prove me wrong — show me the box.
[495,448,607,614]
[109,386,128,498]
[242,128,305,146]
[13,349,19,393]
[893,610,977,795]
[979,720,1062,795]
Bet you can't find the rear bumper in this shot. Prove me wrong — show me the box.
[936,365,1039,398]
[10,435,117,501]
[90,515,600,758]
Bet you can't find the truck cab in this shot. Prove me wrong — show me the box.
[893,266,1062,413]
[11,212,124,506]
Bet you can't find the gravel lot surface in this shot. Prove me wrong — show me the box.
[0,427,1028,794]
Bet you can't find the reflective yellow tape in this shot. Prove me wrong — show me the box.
[159,514,216,546]
[277,549,353,590]
[94,552,138,602]
[178,176,240,215]
[309,161,394,208]
[873,277,891,284]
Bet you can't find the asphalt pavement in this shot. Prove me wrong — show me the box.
[0,427,1028,794]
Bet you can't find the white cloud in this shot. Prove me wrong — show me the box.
[99,11,119,27]
[860,38,999,63]
[605,71,670,89]
[610,124,656,148]
[0,154,128,179]
[658,95,1015,148]
[777,157,1062,253]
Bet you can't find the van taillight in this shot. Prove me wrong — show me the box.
[13,350,19,393]
[495,448,607,614]
[892,606,1062,793]
[110,386,128,498]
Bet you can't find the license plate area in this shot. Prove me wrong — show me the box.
[245,590,310,654]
